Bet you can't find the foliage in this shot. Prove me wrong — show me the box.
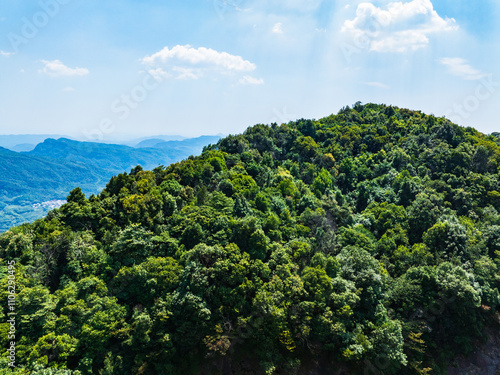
[1,103,500,374]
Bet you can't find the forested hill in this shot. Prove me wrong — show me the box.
[1,103,500,374]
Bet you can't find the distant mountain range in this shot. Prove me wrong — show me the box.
[0,135,221,231]
[0,134,72,152]
[135,135,226,150]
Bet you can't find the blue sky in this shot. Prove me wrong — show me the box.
[0,0,499,141]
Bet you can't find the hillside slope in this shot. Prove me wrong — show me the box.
[0,137,221,231]
[1,103,499,374]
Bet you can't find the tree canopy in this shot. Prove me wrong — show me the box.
[1,103,500,374]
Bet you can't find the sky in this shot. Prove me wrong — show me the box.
[0,0,499,141]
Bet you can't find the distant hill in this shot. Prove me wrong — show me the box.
[134,138,170,148]
[135,135,222,151]
[125,134,186,146]
[27,138,172,173]
[0,135,221,231]
[11,143,37,152]
[0,134,71,150]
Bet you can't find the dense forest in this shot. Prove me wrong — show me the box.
[1,103,500,374]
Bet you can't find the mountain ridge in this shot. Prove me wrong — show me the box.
[0,135,221,231]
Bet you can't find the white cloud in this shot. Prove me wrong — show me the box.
[146,68,172,81]
[173,67,202,80]
[62,87,76,92]
[342,0,457,53]
[142,45,258,82]
[238,75,265,85]
[39,60,89,77]
[142,45,256,72]
[0,50,14,57]
[440,58,486,80]
[272,22,284,34]
[362,81,390,89]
